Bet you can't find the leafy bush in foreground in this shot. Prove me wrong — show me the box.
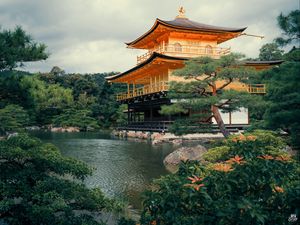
[141,130,300,225]
[0,104,29,135]
[0,134,120,225]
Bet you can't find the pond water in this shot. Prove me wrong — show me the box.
[31,131,174,210]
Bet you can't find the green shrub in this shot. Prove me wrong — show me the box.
[0,133,120,225]
[140,130,299,225]
[202,146,230,163]
[52,109,100,131]
[0,104,29,135]
[117,217,136,225]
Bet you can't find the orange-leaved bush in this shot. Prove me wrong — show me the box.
[140,130,299,225]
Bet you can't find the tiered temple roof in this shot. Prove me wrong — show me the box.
[126,17,246,49]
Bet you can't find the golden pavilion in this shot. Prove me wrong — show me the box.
[106,8,282,131]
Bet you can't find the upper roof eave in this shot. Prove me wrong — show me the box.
[126,18,247,48]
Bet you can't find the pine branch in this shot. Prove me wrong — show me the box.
[215,99,232,108]
[217,78,233,90]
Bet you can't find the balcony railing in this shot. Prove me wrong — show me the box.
[137,44,231,64]
[116,81,169,101]
[247,84,266,94]
[116,82,265,101]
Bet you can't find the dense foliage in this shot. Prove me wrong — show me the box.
[0,134,121,225]
[260,49,300,149]
[140,131,300,224]
[52,109,99,131]
[0,70,126,132]
[250,9,300,149]
[0,104,29,135]
[258,43,283,60]
[274,10,300,47]
[0,26,48,71]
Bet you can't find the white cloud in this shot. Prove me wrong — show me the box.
[1,0,298,73]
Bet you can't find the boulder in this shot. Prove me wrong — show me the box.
[163,145,207,166]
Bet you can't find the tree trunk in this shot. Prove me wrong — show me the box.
[211,84,230,138]
[212,105,230,138]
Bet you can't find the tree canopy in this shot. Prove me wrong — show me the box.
[260,49,300,149]
[0,134,120,225]
[160,53,257,137]
[259,43,283,61]
[275,10,300,47]
[0,26,48,71]
[0,104,29,135]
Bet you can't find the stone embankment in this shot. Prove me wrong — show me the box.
[50,127,80,132]
[112,130,224,144]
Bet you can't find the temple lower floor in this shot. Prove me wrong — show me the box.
[120,95,250,132]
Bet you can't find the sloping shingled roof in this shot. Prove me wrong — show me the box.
[244,60,284,65]
[105,52,186,81]
[160,18,246,33]
[126,18,247,47]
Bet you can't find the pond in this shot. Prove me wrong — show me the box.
[31,131,174,210]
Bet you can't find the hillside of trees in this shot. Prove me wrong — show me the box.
[0,68,127,135]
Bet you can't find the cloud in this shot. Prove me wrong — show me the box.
[0,0,298,73]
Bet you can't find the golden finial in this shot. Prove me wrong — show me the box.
[176,6,187,19]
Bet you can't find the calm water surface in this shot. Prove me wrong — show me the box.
[32,131,173,209]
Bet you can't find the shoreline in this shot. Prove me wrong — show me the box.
[112,130,225,145]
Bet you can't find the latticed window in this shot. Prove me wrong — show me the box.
[205,45,213,54]
[174,42,182,52]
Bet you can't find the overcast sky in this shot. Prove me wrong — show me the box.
[0,0,298,73]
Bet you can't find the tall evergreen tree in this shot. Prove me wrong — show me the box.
[0,26,48,71]
[275,10,300,47]
[263,49,300,149]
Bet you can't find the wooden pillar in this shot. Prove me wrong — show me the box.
[229,111,232,125]
[159,74,161,90]
[127,83,130,97]
[150,106,153,121]
[133,83,135,97]
[127,105,130,124]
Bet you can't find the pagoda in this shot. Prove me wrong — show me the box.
[106,7,282,131]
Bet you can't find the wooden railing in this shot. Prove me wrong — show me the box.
[248,84,266,94]
[118,121,173,132]
[116,82,265,101]
[137,44,231,64]
[116,81,169,101]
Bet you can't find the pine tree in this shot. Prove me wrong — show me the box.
[160,53,257,137]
